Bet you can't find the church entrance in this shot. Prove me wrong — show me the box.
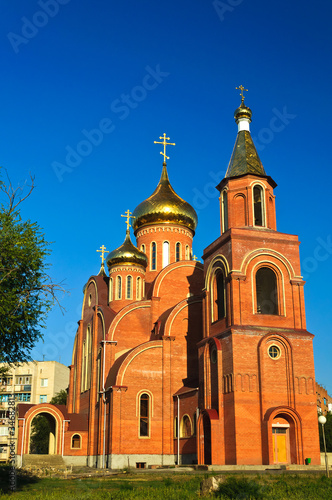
[29,412,57,455]
[203,413,211,465]
[272,417,290,464]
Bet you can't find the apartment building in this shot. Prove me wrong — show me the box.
[0,361,69,461]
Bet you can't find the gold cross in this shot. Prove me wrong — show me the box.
[236,85,248,104]
[97,245,109,264]
[121,209,135,231]
[192,255,199,261]
[154,133,175,162]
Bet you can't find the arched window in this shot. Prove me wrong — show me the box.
[116,276,122,300]
[109,277,113,302]
[81,341,85,392]
[180,415,192,438]
[253,185,264,227]
[256,267,278,315]
[141,244,145,253]
[136,277,141,300]
[126,275,132,299]
[212,270,226,321]
[139,393,150,437]
[71,434,81,449]
[151,242,156,270]
[162,241,169,268]
[86,326,91,390]
[193,412,197,436]
[185,245,190,260]
[222,190,228,232]
[175,242,181,262]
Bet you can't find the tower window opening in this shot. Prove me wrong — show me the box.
[116,276,122,300]
[176,242,181,262]
[126,275,132,299]
[162,241,170,268]
[253,185,264,227]
[109,277,113,302]
[141,244,145,253]
[136,277,141,300]
[151,242,156,270]
[212,270,226,321]
[256,267,278,315]
[222,190,228,232]
[185,245,190,260]
[139,393,150,437]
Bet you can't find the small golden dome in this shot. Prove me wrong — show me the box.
[234,103,252,123]
[106,231,148,268]
[132,163,198,234]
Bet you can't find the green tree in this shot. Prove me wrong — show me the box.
[50,389,67,405]
[29,415,51,454]
[319,412,332,452]
[0,171,64,363]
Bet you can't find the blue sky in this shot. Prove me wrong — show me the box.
[0,0,331,394]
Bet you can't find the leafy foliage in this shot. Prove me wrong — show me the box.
[50,389,67,405]
[319,412,332,452]
[0,170,65,363]
[29,415,51,455]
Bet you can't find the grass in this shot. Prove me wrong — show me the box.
[0,466,331,499]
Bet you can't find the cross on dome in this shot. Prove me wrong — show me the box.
[121,209,136,231]
[154,133,175,162]
[236,85,248,104]
[97,244,109,264]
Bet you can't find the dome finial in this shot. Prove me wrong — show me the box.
[97,244,109,264]
[154,133,175,163]
[234,86,252,132]
[121,209,136,232]
[236,84,248,105]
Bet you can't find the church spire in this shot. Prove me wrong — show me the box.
[225,88,266,179]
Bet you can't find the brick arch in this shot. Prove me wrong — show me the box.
[258,332,295,414]
[153,260,203,297]
[233,193,247,227]
[115,340,162,386]
[19,404,65,456]
[81,278,98,319]
[205,254,230,291]
[251,260,285,316]
[107,301,151,340]
[240,248,297,279]
[264,406,304,465]
[197,409,219,465]
[163,297,202,337]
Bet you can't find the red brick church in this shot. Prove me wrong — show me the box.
[17,95,321,468]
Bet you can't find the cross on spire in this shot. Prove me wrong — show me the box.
[121,209,135,231]
[154,133,175,162]
[97,244,109,264]
[236,85,248,104]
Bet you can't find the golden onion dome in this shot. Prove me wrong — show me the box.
[106,231,148,269]
[234,103,252,123]
[132,163,198,234]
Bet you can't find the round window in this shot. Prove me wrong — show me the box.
[268,344,281,360]
[211,348,217,364]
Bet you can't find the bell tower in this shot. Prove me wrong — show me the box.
[197,90,320,466]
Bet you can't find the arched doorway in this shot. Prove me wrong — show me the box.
[267,409,303,465]
[29,412,57,455]
[203,413,211,465]
[272,416,290,464]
